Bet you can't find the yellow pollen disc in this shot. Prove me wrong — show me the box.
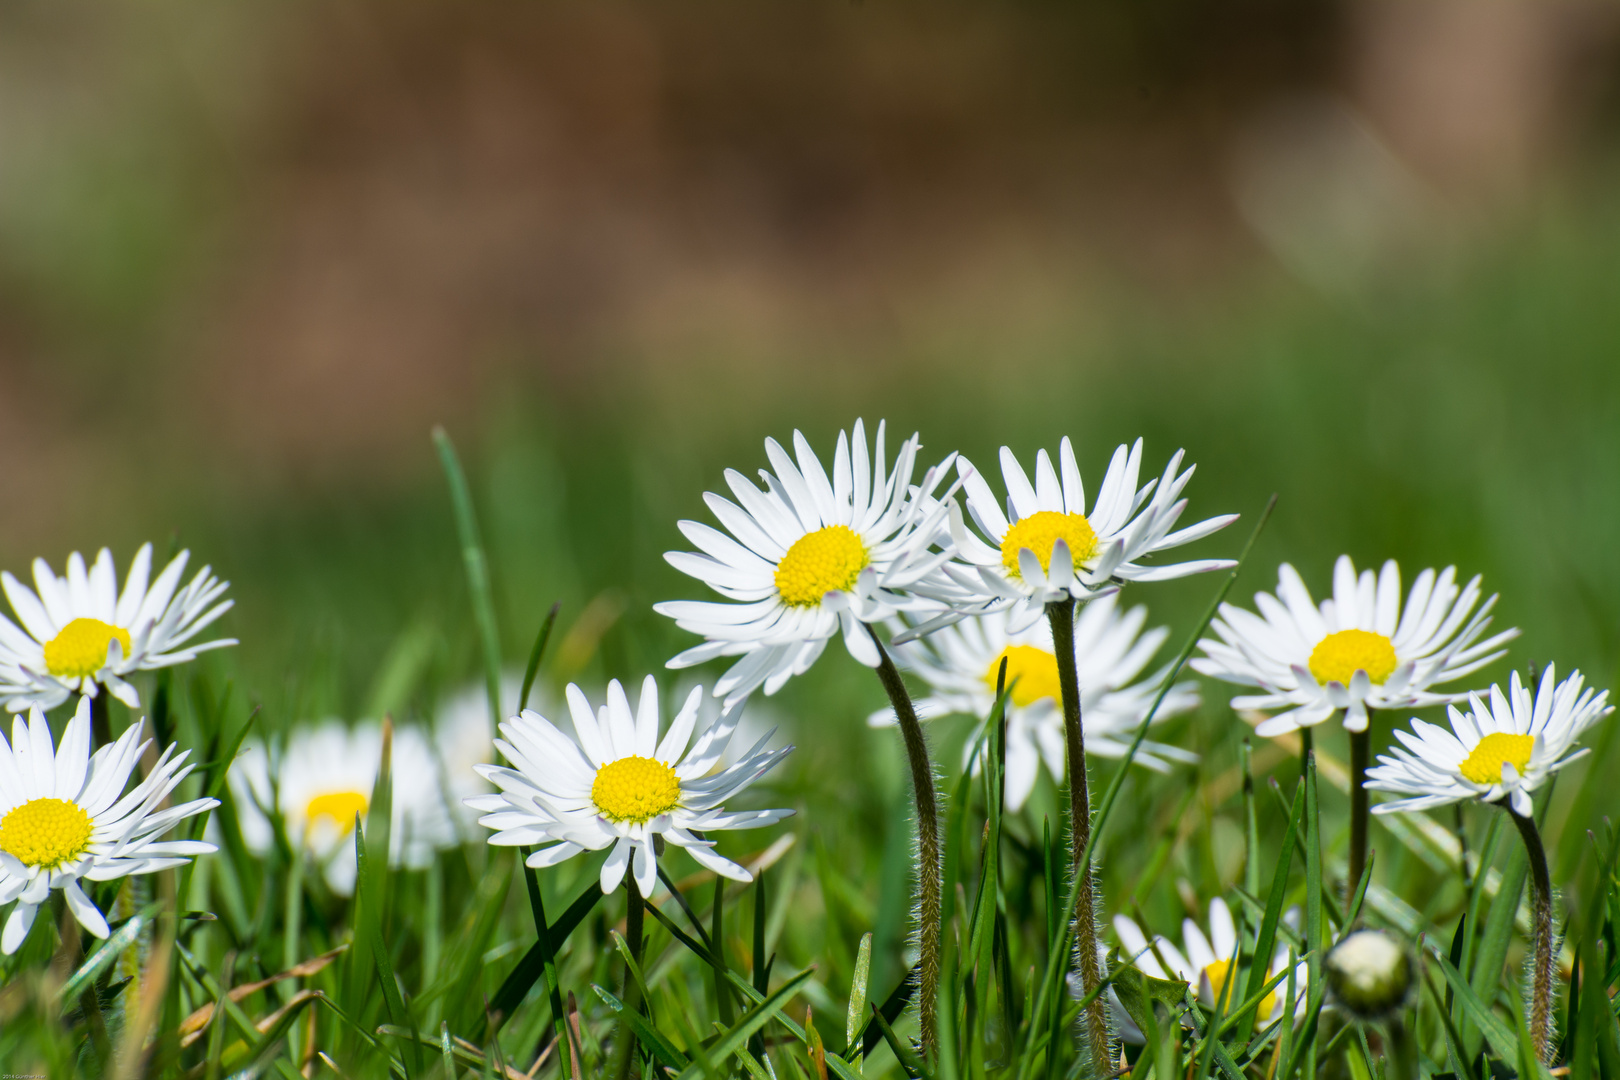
[984,645,1063,708]
[0,797,93,868]
[1307,629,1397,686]
[305,791,370,836]
[1201,959,1275,1019]
[43,618,132,680]
[1458,732,1535,786]
[774,525,869,608]
[1000,511,1098,580]
[592,755,681,824]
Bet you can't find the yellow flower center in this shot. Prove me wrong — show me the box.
[0,797,94,868]
[592,755,681,824]
[1307,629,1397,687]
[984,645,1063,708]
[43,618,132,679]
[1000,511,1099,580]
[1201,959,1276,1020]
[774,525,869,608]
[1458,732,1535,786]
[304,791,370,837]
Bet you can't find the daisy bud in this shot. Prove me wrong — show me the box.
[1324,929,1414,1021]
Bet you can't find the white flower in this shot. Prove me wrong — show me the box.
[467,676,794,897]
[0,697,217,953]
[871,595,1198,811]
[1367,665,1611,818]
[230,720,459,895]
[1109,898,1302,1042]
[0,544,235,712]
[937,437,1236,634]
[1193,556,1519,736]
[655,419,959,707]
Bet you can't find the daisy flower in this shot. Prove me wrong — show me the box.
[655,419,959,707]
[1367,665,1611,817]
[0,544,235,712]
[466,676,794,897]
[1109,899,1302,1042]
[0,697,217,953]
[871,595,1198,811]
[230,720,459,895]
[1193,556,1519,736]
[938,437,1237,634]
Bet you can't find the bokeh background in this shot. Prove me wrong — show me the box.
[5,0,1620,987]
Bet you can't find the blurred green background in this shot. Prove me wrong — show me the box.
[3,0,1620,999]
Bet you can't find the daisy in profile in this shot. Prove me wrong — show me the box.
[466,677,794,897]
[0,544,234,712]
[0,697,217,953]
[1193,556,1518,736]
[1367,665,1610,818]
[230,721,458,895]
[938,437,1236,634]
[1109,899,1302,1042]
[655,419,958,707]
[873,595,1198,811]
[1368,665,1609,1064]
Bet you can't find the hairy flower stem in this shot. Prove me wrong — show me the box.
[1047,598,1111,1077]
[1347,721,1371,911]
[870,629,942,1060]
[1507,806,1556,1064]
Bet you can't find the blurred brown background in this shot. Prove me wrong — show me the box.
[5,0,1620,702]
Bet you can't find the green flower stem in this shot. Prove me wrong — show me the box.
[611,878,646,1080]
[870,629,942,1060]
[1506,806,1556,1064]
[1047,597,1111,1078]
[1348,720,1372,914]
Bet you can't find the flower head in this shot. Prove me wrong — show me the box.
[1109,898,1303,1043]
[872,595,1198,810]
[230,720,460,895]
[1367,665,1610,817]
[0,544,235,712]
[937,437,1236,633]
[0,697,217,953]
[1323,929,1414,1021]
[656,419,959,707]
[467,676,794,896]
[1194,556,1518,736]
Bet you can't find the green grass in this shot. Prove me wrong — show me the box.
[5,194,1620,1077]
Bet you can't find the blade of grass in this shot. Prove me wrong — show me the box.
[674,968,815,1080]
[1304,741,1323,1080]
[434,425,504,731]
[485,881,603,1036]
[593,984,691,1070]
[845,933,873,1070]
[356,808,419,1078]
[1236,779,1304,1043]
[520,847,573,1077]
[519,603,561,713]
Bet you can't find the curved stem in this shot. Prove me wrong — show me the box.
[1507,806,1555,1064]
[1047,598,1111,1077]
[1348,720,1371,913]
[870,630,942,1060]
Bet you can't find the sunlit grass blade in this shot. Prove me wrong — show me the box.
[869,1000,933,1080]
[434,424,505,729]
[355,801,419,1078]
[519,601,561,712]
[593,983,691,1070]
[673,967,814,1080]
[845,932,873,1070]
[59,900,164,1004]
[1236,779,1303,1043]
[486,880,603,1037]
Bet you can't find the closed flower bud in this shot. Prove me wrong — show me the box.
[1324,929,1414,1021]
